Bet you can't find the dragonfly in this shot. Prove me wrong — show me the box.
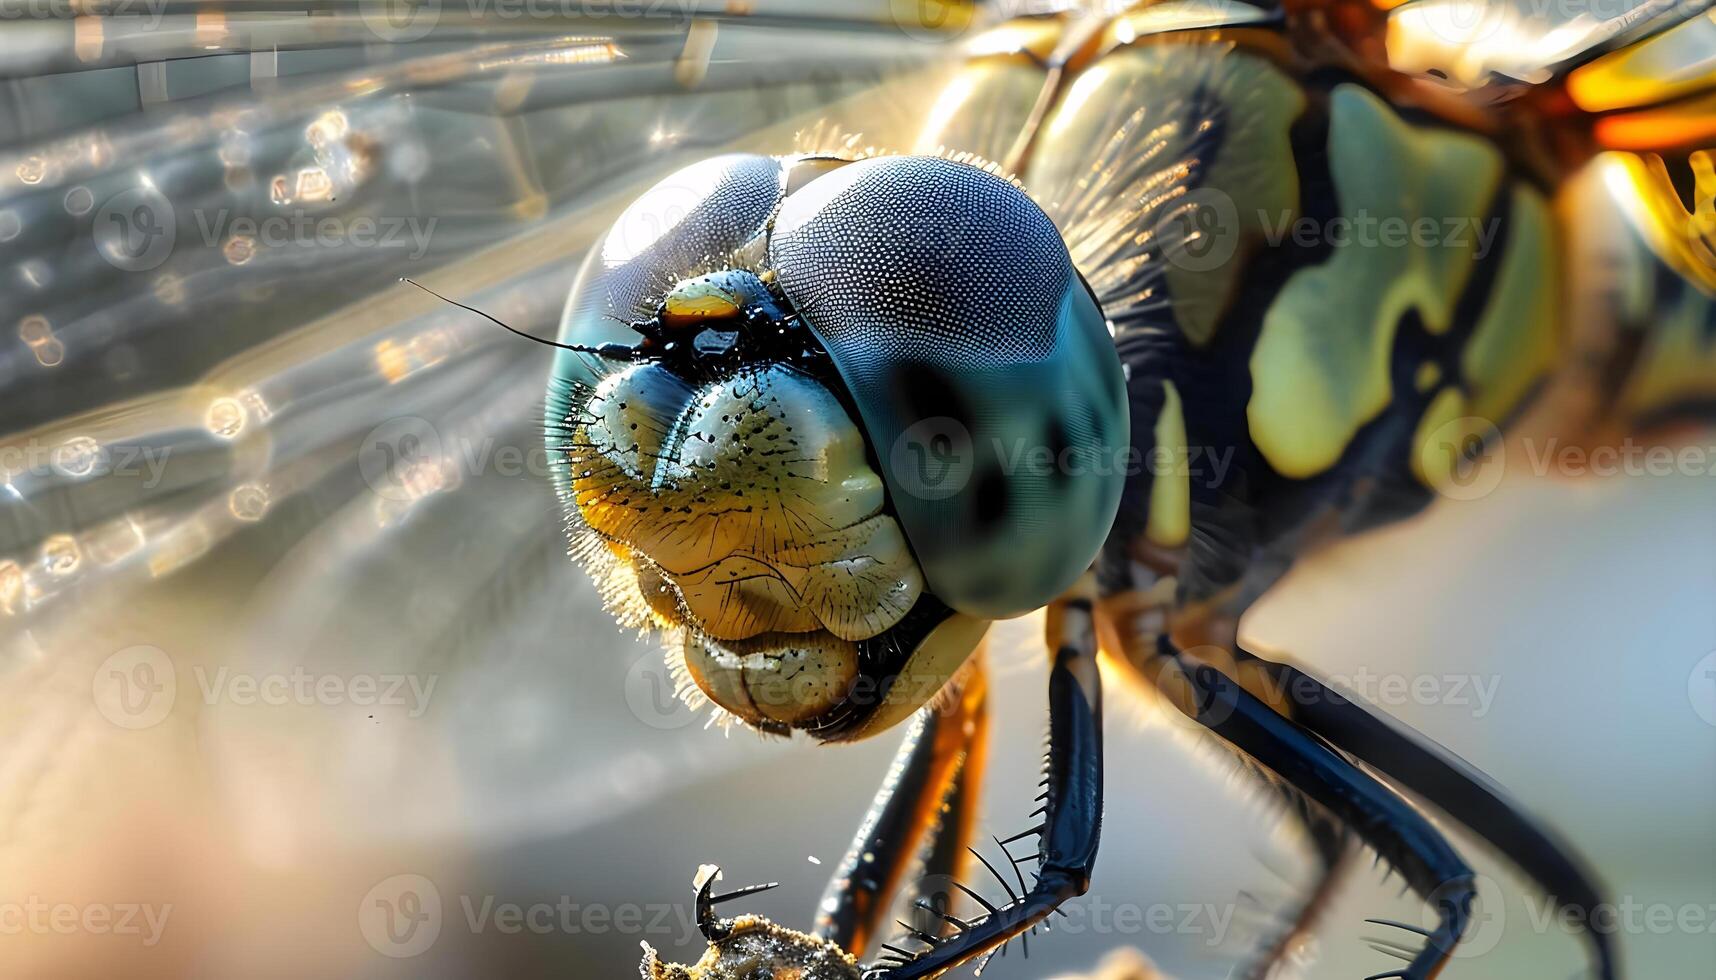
[0,1,1709,979]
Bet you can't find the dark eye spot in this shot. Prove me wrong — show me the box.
[973,466,1007,528]
[893,362,972,425]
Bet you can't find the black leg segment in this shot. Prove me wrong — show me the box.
[867,588,1105,980]
[1250,654,1619,980]
[1172,649,1476,980]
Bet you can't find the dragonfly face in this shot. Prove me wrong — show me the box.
[549,153,1128,741]
[573,337,935,734]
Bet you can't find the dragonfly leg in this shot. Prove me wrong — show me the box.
[1144,640,1475,980]
[1241,650,1618,980]
[895,728,986,953]
[1097,579,1358,979]
[815,654,990,959]
[864,576,1105,980]
[1236,811,1353,980]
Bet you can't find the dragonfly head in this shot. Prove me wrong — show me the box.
[557,267,989,741]
[550,154,1127,741]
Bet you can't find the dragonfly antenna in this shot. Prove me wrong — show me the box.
[398,278,633,359]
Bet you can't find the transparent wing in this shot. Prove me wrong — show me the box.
[0,4,980,872]
[1385,0,1712,100]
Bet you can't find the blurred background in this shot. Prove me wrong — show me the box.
[0,1,1711,978]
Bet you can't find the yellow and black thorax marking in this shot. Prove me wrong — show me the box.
[914,0,1594,612]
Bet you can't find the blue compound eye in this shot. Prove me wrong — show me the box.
[769,155,1129,620]
[552,153,786,390]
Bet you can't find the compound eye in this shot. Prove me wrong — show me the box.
[597,154,780,271]
[554,154,786,386]
[769,155,1129,620]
